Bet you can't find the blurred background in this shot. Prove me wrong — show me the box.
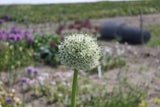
[0,0,160,107]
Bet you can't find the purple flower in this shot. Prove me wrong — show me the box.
[0,30,7,40]
[27,36,34,43]
[16,29,22,35]
[8,34,17,41]
[0,30,6,35]
[6,97,12,103]
[33,69,39,74]
[4,14,10,20]
[10,27,22,35]
[16,34,23,41]
[24,30,30,37]
[0,47,2,51]
[0,19,4,24]
[0,34,6,40]
[22,77,29,83]
[10,27,17,33]
[27,66,34,73]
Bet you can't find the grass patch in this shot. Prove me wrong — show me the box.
[0,0,160,23]
[146,25,160,47]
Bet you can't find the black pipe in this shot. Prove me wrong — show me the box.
[118,25,151,44]
[100,20,125,39]
[100,20,151,44]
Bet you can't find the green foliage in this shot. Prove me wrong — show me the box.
[0,81,23,107]
[78,84,146,107]
[28,73,147,107]
[0,34,62,71]
[146,25,160,47]
[32,34,61,66]
[0,41,34,71]
[0,0,160,23]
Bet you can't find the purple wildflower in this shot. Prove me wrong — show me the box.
[0,34,6,40]
[4,14,10,20]
[27,36,34,43]
[0,30,6,35]
[0,30,7,40]
[8,34,17,41]
[16,34,23,41]
[16,29,22,35]
[10,27,22,35]
[21,77,29,83]
[24,30,30,37]
[0,19,4,24]
[27,66,34,73]
[6,97,12,103]
[10,27,17,33]
[0,47,2,51]
[33,69,39,74]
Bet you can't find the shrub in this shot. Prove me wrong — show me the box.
[31,34,62,67]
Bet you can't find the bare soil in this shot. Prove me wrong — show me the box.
[1,13,160,34]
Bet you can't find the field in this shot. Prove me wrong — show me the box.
[0,0,160,23]
[0,0,160,107]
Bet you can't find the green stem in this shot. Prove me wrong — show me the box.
[23,92,25,107]
[71,69,79,107]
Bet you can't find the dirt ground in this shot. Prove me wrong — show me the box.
[1,13,160,34]
[97,41,160,106]
[91,13,160,27]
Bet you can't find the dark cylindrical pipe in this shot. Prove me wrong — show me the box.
[100,20,151,44]
[100,20,125,39]
[118,25,151,44]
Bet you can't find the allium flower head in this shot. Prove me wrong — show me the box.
[22,77,29,83]
[10,27,18,34]
[0,34,6,40]
[6,97,12,103]
[0,30,6,35]
[33,69,39,74]
[10,27,22,35]
[27,36,34,43]
[1,30,7,40]
[4,14,10,20]
[27,66,34,73]
[58,34,101,70]
[24,30,30,37]
[16,34,23,41]
[0,19,4,24]
[8,34,17,41]
[0,47,2,51]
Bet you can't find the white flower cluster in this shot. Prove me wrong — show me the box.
[58,34,101,70]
